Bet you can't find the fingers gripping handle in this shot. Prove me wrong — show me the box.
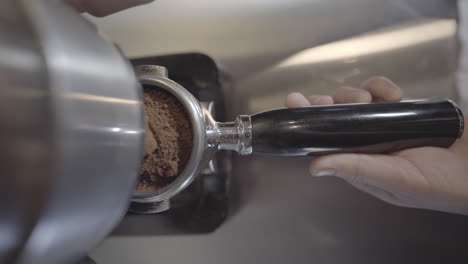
[250,99,464,156]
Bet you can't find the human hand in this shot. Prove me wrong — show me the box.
[65,0,154,17]
[286,77,468,215]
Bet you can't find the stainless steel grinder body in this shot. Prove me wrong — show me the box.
[0,1,143,263]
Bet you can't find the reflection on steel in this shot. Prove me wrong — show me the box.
[277,20,456,68]
[65,92,140,105]
[238,17,459,113]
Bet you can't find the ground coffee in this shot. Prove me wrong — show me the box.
[136,87,193,192]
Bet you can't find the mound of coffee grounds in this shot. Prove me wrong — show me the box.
[136,87,193,192]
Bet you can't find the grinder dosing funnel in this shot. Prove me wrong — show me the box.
[131,65,464,213]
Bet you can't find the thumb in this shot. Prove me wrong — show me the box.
[309,153,412,206]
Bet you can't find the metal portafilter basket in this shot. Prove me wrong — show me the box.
[131,65,464,213]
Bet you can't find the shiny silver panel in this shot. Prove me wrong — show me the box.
[0,1,51,263]
[0,0,144,263]
[91,0,468,263]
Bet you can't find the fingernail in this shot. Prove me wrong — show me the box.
[310,169,337,177]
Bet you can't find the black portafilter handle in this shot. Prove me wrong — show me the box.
[250,99,464,156]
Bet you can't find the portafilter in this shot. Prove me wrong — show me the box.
[131,65,464,212]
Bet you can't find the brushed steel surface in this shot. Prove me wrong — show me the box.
[0,0,144,263]
[91,0,468,263]
[0,1,51,263]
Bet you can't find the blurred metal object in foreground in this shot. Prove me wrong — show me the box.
[0,0,143,263]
